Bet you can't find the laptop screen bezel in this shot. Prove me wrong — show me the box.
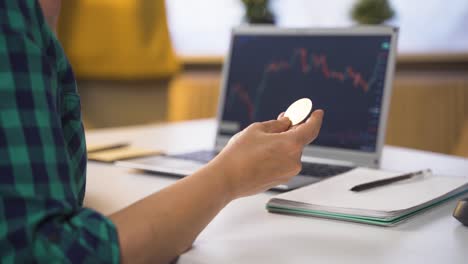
[214,26,398,168]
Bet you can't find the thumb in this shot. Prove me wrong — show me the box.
[261,117,291,133]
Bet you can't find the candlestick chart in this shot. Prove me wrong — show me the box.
[221,35,391,151]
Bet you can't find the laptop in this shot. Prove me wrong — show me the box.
[117,26,398,191]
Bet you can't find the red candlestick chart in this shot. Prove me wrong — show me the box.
[230,48,387,122]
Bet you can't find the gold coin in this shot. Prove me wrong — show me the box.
[284,98,313,126]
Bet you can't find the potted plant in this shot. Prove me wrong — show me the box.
[241,0,275,24]
[351,0,395,24]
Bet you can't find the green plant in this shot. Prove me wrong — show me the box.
[241,0,275,24]
[351,0,395,24]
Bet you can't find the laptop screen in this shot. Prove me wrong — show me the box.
[219,33,392,152]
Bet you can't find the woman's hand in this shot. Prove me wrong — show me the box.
[211,110,324,200]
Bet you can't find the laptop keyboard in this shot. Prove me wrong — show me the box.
[300,162,355,177]
[171,150,218,163]
[171,151,355,177]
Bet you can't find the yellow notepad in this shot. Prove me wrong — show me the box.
[87,146,163,163]
[87,142,130,153]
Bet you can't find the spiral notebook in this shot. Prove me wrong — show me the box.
[267,168,468,226]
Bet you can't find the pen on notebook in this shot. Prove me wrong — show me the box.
[350,169,432,192]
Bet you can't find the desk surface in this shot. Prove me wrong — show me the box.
[85,119,468,264]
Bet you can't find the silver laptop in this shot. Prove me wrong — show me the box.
[117,26,398,191]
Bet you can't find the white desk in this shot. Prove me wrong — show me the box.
[85,119,468,264]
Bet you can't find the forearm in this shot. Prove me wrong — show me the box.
[109,161,233,263]
[108,112,324,263]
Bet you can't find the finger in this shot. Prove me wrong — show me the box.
[227,131,241,144]
[261,117,291,133]
[288,110,324,145]
[277,112,285,119]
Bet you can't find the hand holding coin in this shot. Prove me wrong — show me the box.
[284,98,313,126]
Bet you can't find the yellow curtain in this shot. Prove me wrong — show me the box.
[58,0,179,79]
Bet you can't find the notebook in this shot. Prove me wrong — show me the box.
[267,168,468,226]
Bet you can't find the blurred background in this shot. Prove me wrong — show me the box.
[57,0,468,157]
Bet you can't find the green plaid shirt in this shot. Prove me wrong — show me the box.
[0,0,120,262]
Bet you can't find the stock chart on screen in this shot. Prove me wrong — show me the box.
[220,34,392,152]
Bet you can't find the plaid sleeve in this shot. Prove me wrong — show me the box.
[0,27,120,263]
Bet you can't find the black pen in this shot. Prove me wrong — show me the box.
[350,169,432,192]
